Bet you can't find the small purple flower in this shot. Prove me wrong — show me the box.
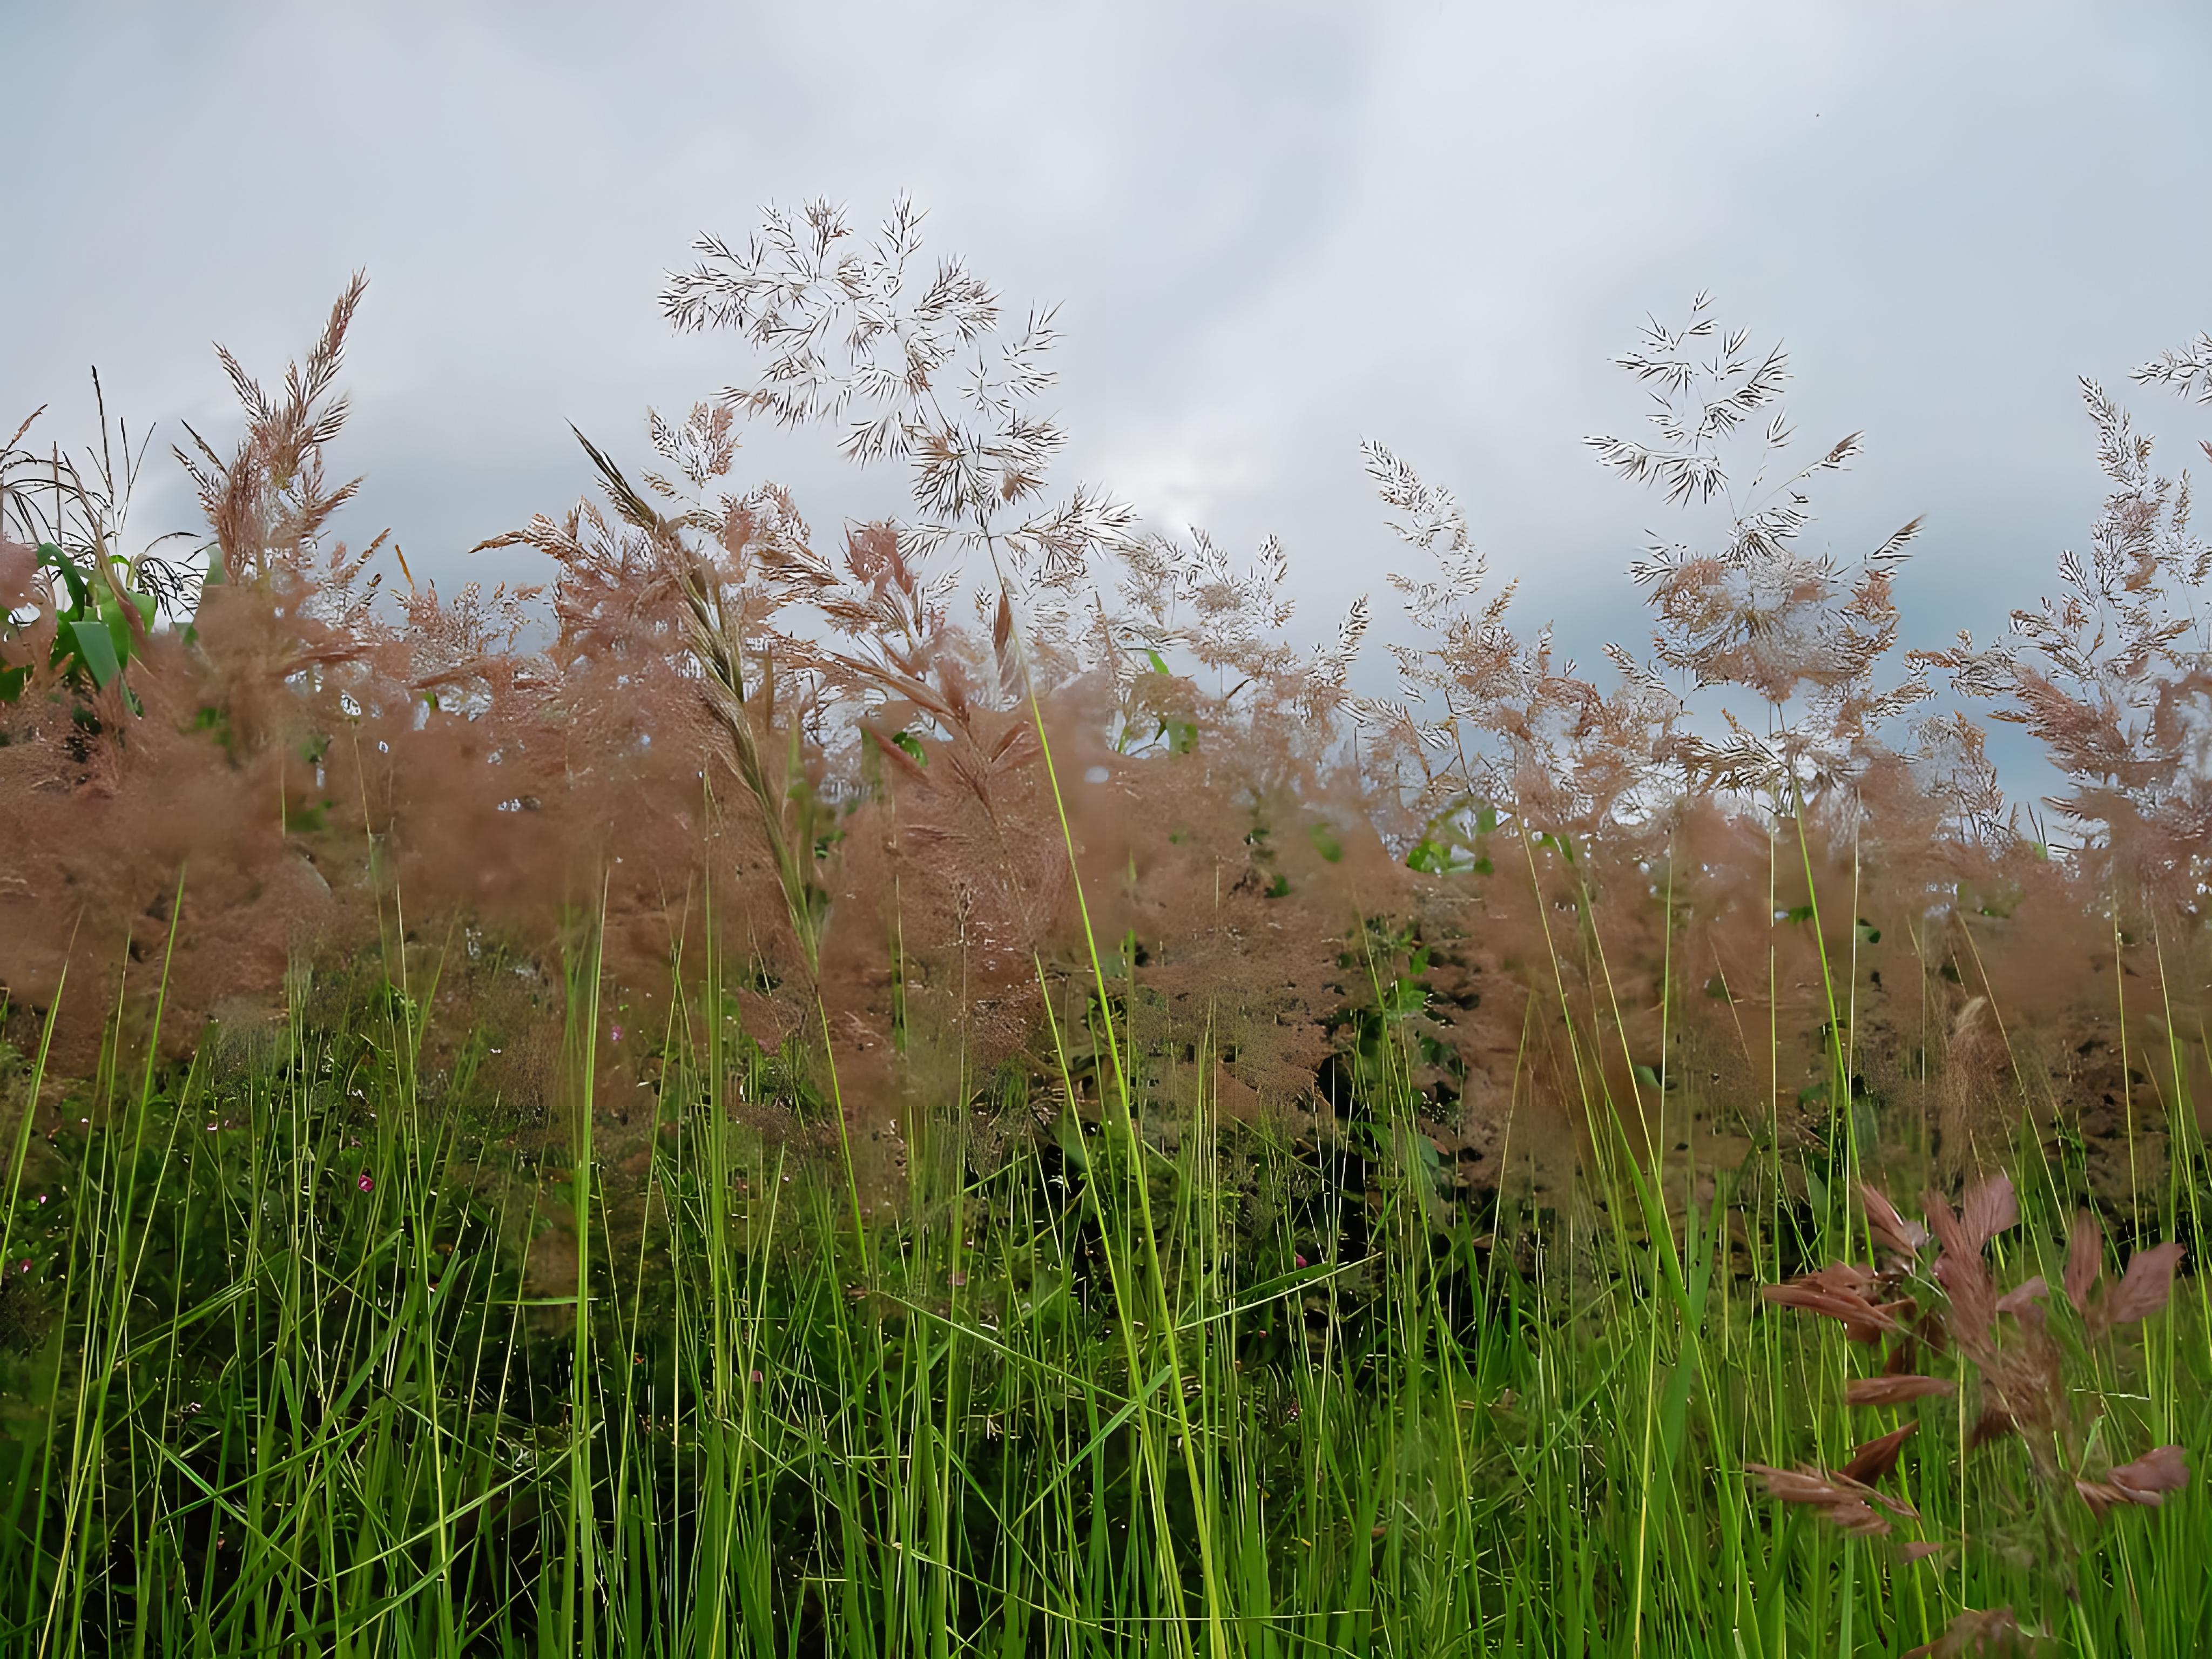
[356,1171,375,1194]
[1294,1253,1308,1269]
[610,1024,625,1044]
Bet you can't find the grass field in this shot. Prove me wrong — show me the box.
[0,878,2203,1656]
[4,205,2211,1654]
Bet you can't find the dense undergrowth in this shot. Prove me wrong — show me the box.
[2,200,2210,1653]
[0,930,2203,1656]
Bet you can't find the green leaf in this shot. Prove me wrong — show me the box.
[66,617,121,687]
[1854,918,1881,945]
[37,544,90,613]
[1055,1108,1090,1173]
[0,663,27,704]
[1406,837,1449,874]
[1381,979,1427,1020]
[1657,1355,1696,1474]
[891,729,927,765]
[1306,822,1344,864]
[102,595,136,674]
[1407,835,1478,876]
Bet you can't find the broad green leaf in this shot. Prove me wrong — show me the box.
[66,616,121,687]
[37,544,89,611]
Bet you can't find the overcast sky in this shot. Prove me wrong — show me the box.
[8,1,2211,699]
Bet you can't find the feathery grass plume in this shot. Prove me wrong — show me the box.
[656,200,1154,869]
[1112,523,1371,783]
[480,419,839,975]
[177,272,370,590]
[1758,1173,2189,1616]
[662,193,1134,600]
[1361,438,1675,842]
[6,196,2212,1656]
[1926,355,2212,898]
[1589,294,1930,805]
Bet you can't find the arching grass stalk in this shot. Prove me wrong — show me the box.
[1518,812,1837,1655]
[36,876,186,1658]
[1028,961,1193,1642]
[1019,665,1226,1659]
[0,972,66,1303]
[549,881,607,1657]
[567,435,872,1267]
[1784,785,1858,1261]
[2149,920,2211,1353]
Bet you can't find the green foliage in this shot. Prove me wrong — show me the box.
[1,543,156,711]
[1,946,2201,1656]
[8,197,2212,1658]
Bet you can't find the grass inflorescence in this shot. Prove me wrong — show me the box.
[2,200,2210,1654]
[0,923,2203,1655]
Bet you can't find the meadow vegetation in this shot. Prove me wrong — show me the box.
[1,199,2208,1654]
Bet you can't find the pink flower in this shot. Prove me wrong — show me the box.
[1294,1254,1308,1269]
[610,1024,625,1044]
[356,1172,375,1194]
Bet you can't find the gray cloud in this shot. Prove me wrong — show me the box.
[6,0,2209,707]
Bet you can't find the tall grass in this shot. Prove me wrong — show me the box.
[0,862,2203,1655]
[3,200,2211,1654]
